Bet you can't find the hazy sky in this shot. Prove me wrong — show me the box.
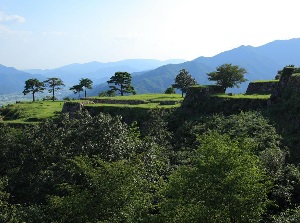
[1,0,299,69]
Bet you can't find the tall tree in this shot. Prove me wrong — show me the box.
[69,84,83,99]
[207,63,247,93]
[172,69,197,97]
[107,72,135,96]
[44,78,65,101]
[79,78,93,98]
[22,78,45,102]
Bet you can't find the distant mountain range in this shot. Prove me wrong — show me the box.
[24,59,186,86]
[0,65,44,95]
[91,38,300,95]
[0,59,185,96]
[1,38,300,98]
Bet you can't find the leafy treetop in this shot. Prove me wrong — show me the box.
[69,84,83,99]
[22,78,45,102]
[44,77,65,101]
[207,63,247,92]
[79,78,93,98]
[107,72,136,96]
[172,69,197,97]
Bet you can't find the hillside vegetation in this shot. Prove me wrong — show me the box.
[1,66,300,222]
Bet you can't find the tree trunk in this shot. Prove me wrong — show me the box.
[181,91,184,97]
[85,89,87,98]
[32,92,35,102]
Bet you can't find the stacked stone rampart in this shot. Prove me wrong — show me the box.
[81,98,148,105]
[246,81,279,94]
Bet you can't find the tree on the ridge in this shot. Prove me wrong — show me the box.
[69,84,83,99]
[275,65,300,80]
[107,72,135,96]
[22,78,45,102]
[44,77,65,101]
[164,86,176,94]
[207,63,247,93]
[79,78,93,98]
[172,69,197,97]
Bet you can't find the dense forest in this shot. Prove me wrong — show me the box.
[1,66,300,222]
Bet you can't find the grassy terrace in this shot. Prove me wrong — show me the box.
[251,80,279,83]
[0,93,270,125]
[86,94,184,102]
[211,93,271,99]
[0,101,64,124]
[0,94,184,124]
[85,94,184,108]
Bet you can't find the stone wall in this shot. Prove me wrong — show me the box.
[246,81,279,94]
[182,85,224,107]
[62,101,94,115]
[81,98,148,105]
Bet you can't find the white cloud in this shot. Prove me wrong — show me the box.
[0,12,26,23]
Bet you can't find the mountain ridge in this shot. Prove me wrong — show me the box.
[1,38,300,97]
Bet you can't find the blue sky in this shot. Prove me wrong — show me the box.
[1,0,300,69]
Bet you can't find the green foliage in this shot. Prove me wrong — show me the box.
[107,72,136,96]
[69,84,83,99]
[276,65,296,80]
[0,106,23,121]
[47,156,151,223]
[172,69,197,97]
[98,89,116,97]
[22,78,45,102]
[273,206,300,223]
[171,111,281,167]
[164,86,176,94]
[79,78,93,98]
[207,63,247,92]
[0,177,18,222]
[44,77,65,101]
[160,132,269,223]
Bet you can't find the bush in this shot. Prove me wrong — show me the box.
[164,87,176,94]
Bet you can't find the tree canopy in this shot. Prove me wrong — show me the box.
[79,78,93,98]
[207,63,247,92]
[164,86,176,94]
[22,78,45,102]
[69,84,83,99]
[172,69,197,97]
[160,132,269,222]
[107,72,136,96]
[44,77,65,101]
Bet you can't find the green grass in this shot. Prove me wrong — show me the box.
[0,101,64,123]
[212,93,271,99]
[292,73,300,77]
[189,84,216,88]
[87,94,184,102]
[251,80,279,83]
